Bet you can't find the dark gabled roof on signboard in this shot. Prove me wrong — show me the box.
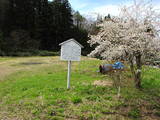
[59,38,84,48]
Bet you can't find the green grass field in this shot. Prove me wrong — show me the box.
[0,57,160,120]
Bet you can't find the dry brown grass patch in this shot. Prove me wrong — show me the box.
[93,80,113,87]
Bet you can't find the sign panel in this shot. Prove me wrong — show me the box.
[60,40,81,61]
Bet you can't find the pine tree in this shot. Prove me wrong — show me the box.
[50,0,73,50]
[73,11,85,28]
[35,0,53,50]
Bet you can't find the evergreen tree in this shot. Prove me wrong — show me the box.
[50,0,73,50]
[35,0,53,50]
[73,11,85,28]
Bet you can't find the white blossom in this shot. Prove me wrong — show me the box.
[88,0,160,61]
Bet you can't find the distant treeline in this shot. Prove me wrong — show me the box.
[0,0,93,56]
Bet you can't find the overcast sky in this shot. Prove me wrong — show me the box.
[69,0,160,18]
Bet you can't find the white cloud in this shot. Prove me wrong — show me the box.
[92,5,120,16]
[155,4,160,10]
[77,3,88,9]
[69,0,89,10]
[81,5,120,20]
[82,1,160,20]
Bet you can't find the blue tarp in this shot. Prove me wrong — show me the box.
[99,62,125,73]
[112,62,124,69]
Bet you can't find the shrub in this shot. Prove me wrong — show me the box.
[37,50,59,56]
[6,52,32,56]
[2,50,59,57]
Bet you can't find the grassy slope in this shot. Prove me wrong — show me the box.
[0,57,160,120]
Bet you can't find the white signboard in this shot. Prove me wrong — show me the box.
[59,39,83,89]
[60,39,83,61]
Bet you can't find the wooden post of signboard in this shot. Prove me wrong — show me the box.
[67,61,71,89]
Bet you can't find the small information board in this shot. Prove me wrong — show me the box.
[59,38,83,89]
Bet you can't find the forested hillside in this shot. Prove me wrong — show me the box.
[0,0,92,56]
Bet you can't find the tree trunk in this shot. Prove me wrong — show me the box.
[129,54,142,89]
[135,53,142,89]
[129,55,135,76]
